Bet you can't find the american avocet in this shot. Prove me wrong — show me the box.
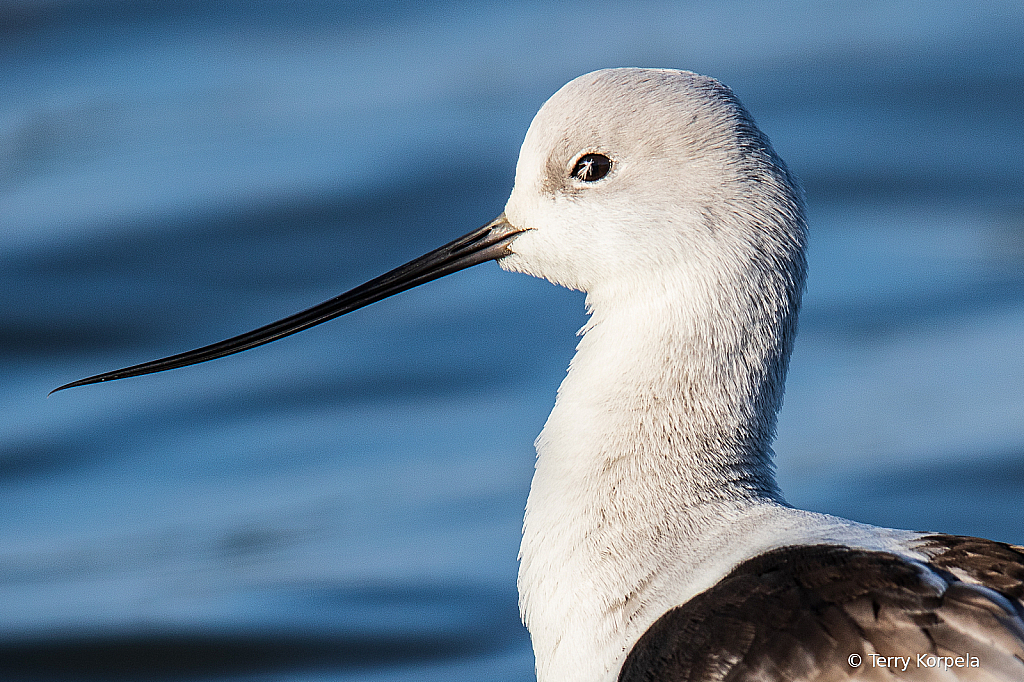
[56,68,1024,682]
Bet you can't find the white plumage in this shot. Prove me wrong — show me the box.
[58,68,1024,682]
[500,68,1023,682]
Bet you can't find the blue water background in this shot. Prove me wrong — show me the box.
[2,1,1023,680]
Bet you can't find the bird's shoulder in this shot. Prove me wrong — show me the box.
[618,539,1024,681]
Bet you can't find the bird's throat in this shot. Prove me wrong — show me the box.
[518,297,787,682]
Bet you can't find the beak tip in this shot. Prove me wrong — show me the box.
[50,376,96,395]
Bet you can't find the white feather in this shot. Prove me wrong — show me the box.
[497,68,952,682]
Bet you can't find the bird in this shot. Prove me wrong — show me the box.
[55,68,1024,681]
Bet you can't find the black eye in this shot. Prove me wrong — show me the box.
[571,153,612,182]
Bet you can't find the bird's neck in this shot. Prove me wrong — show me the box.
[519,285,794,682]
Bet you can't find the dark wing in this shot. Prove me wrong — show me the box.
[618,541,1024,681]
[916,534,1024,603]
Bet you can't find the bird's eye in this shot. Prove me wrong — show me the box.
[571,153,612,182]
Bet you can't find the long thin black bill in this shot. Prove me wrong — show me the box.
[52,215,524,394]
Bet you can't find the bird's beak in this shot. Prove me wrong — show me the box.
[53,214,524,393]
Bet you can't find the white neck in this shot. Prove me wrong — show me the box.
[518,273,797,682]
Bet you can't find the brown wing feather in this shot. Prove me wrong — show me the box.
[618,541,1024,682]
[916,535,1024,603]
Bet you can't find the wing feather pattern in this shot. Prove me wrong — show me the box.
[618,540,1024,681]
